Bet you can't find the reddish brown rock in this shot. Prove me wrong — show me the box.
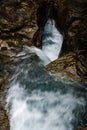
[0,107,9,130]
[46,52,82,82]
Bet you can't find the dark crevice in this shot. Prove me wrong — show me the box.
[37,1,64,33]
[33,2,61,49]
[33,1,69,57]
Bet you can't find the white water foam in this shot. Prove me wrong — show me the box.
[6,82,85,130]
[5,19,86,130]
[42,19,63,61]
[23,19,63,65]
[19,19,63,65]
[23,46,51,65]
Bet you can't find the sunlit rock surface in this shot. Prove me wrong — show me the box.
[46,52,87,82]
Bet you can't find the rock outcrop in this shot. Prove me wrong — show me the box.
[46,52,87,83]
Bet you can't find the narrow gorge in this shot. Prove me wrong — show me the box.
[0,0,87,130]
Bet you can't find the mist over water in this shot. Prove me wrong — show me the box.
[6,49,87,130]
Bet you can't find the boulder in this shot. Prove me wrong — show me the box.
[46,52,87,83]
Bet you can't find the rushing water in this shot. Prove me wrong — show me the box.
[6,47,87,130]
[6,19,87,130]
[42,19,63,61]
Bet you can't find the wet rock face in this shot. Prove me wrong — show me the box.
[0,77,9,130]
[0,50,16,130]
[46,52,80,81]
[75,50,87,81]
[61,0,87,52]
[0,0,37,32]
[46,52,87,83]
[0,0,38,49]
[65,0,87,80]
[0,107,9,130]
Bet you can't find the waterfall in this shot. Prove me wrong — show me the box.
[22,19,63,65]
[42,19,63,61]
[23,46,51,65]
[6,49,87,130]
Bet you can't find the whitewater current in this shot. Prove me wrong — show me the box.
[42,19,63,61]
[6,19,87,130]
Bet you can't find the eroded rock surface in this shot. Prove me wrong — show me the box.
[46,52,87,82]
